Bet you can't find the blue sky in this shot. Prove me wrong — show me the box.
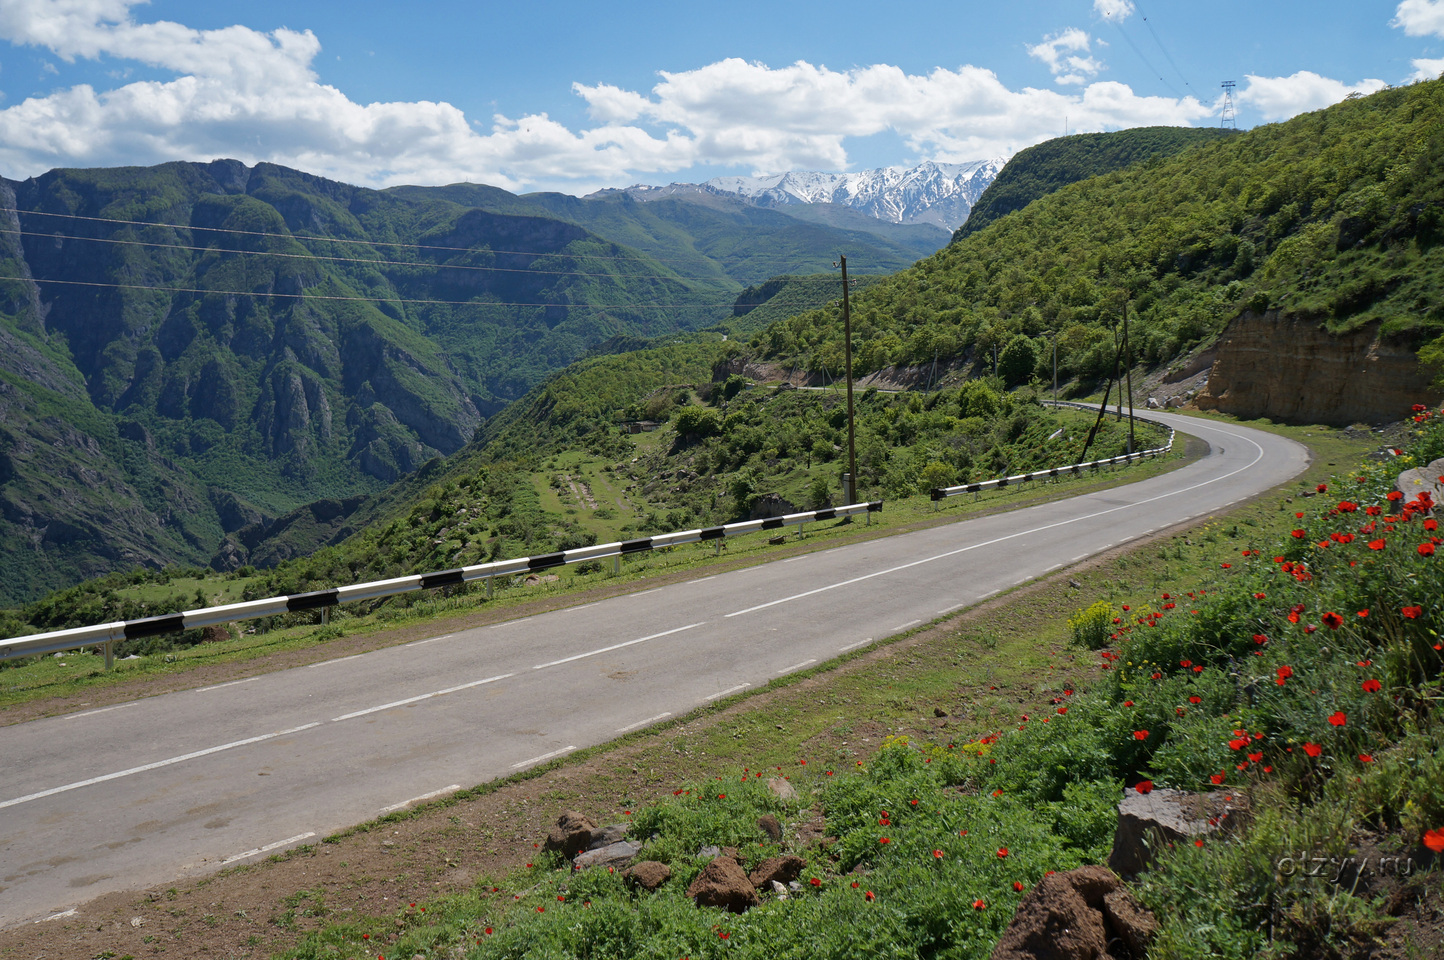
[0,0,1441,194]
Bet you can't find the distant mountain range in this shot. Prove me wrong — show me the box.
[593,160,1006,231]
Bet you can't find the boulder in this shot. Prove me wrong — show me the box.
[543,810,596,859]
[767,778,797,801]
[757,814,782,842]
[686,856,759,913]
[748,854,805,889]
[991,866,1155,960]
[587,823,630,849]
[1394,457,1444,513]
[1108,788,1246,879]
[574,840,641,870]
[623,861,671,892]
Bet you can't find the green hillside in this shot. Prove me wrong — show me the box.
[757,81,1444,385]
[954,126,1238,240]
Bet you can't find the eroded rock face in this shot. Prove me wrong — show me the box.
[1195,311,1441,426]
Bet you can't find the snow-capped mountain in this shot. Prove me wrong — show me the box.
[595,160,1006,231]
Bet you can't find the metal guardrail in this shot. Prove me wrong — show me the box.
[0,501,884,667]
[929,402,1176,503]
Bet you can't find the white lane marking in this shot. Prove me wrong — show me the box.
[704,683,750,701]
[690,576,717,584]
[512,746,575,769]
[308,654,365,668]
[0,722,323,811]
[195,677,258,693]
[617,712,672,733]
[571,602,601,611]
[892,620,922,631]
[379,785,461,814]
[1044,563,1062,573]
[35,908,76,922]
[839,638,874,652]
[780,556,803,563]
[533,623,704,670]
[778,659,816,675]
[979,590,998,600]
[64,702,139,720]
[724,430,1268,620]
[330,674,513,722]
[491,618,533,629]
[937,603,965,615]
[406,634,454,647]
[1070,554,1088,563]
[220,831,316,866]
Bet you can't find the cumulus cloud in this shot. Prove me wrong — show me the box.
[1028,28,1103,85]
[1393,0,1444,38]
[1239,71,1388,122]
[0,0,1216,192]
[1093,0,1135,21]
[1410,56,1444,81]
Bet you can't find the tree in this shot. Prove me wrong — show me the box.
[998,335,1039,388]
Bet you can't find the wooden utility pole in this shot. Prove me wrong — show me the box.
[1123,298,1136,454]
[839,255,858,505]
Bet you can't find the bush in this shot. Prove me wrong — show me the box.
[1068,600,1116,650]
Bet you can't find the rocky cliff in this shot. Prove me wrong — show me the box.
[1195,312,1442,425]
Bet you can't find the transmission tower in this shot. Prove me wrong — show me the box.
[1220,80,1237,129]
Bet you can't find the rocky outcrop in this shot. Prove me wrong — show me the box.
[1195,311,1442,425]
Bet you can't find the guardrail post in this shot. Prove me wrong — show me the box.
[714,539,722,556]
[321,607,330,626]
[487,576,494,600]
[104,640,114,672]
[612,556,620,576]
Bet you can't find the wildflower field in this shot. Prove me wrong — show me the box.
[276,407,1444,960]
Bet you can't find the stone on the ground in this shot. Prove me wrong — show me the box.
[543,810,596,859]
[574,840,641,870]
[588,823,630,849]
[623,861,671,891]
[1108,787,1246,878]
[686,857,759,913]
[757,814,782,841]
[748,854,805,889]
[991,865,1155,960]
[767,778,797,800]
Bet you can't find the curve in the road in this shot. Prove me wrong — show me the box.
[0,412,1309,927]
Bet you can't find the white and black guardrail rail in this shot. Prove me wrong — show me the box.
[0,500,884,664]
[929,402,1176,503]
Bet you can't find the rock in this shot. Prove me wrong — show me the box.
[1146,397,1160,409]
[1102,888,1157,957]
[623,861,671,892]
[697,845,721,860]
[770,879,788,900]
[934,706,949,718]
[748,493,798,521]
[767,778,797,801]
[990,866,1116,960]
[686,857,759,913]
[721,846,739,862]
[543,810,596,859]
[1164,395,1184,409]
[588,823,630,849]
[574,840,641,870]
[1108,788,1246,879]
[200,623,231,643]
[748,854,805,889]
[1394,458,1444,513]
[757,814,782,842]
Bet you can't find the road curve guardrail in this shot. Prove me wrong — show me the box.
[929,401,1176,503]
[0,501,884,664]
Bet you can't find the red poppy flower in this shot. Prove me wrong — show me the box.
[865,890,875,901]
[1423,829,1444,853]
[1388,491,1403,502]
[1057,706,1068,714]
[1402,605,1423,618]
[1368,539,1386,550]
[1176,707,1186,716]
[1360,754,1373,763]
[1135,780,1154,794]
[1150,672,1162,680]
[1329,711,1347,726]
[1303,742,1322,757]
[1321,612,1344,629]
[1338,500,1357,512]
[1362,679,1381,693]
[1189,695,1202,704]
[997,847,1009,858]
[879,837,890,844]
[1276,665,1293,685]
[1427,518,1440,532]
[1421,543,1437,557]
[1292,529,1307,539]
[1317,483,1328,493]
[811,877,822,886]
[1134,730,1149,740]
[1013,881,1025,892]
[1210,772,1226,785]
[973,899,987,910]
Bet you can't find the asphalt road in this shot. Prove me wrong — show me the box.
[0,412,1310,926]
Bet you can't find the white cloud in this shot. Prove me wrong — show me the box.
[1093,0,1135,21]
[1027,28,1103,86]
[0,0,1217,192]
[1239,71,1388,122]
[1410,56,1444,81]
[1393,0,1444,38]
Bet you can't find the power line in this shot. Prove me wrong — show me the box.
[1133,2,1196,97]
[2,207,882,272]
[0,274,749,311]
[1106,18,1185,100]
